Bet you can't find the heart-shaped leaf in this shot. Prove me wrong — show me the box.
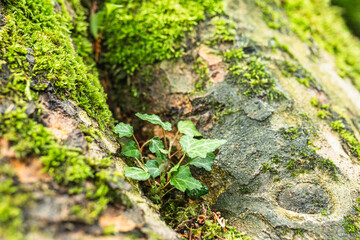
[123,141,140,159]
[149,137,169,156]
[188,152,215,171]
[114,122,134,138]
[145,160,161,178]
[180,135,227,158]
[177,120,202,137]
[135,113,172,131]
[186,184,209,198]
[125,167,150,181]
[170,166,202,192]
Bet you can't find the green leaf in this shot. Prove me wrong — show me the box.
[177,120,202,137]
[125,167,150,181]
[149,137,169,156]
[145,160,161,178]
[186,184,209,198]
[135,113,172,131]
[168,163,180,179]
[179,135,227,158]
[105,3,123,16]
[90,13,98,39]
[170,166,202,192]
[114,122,134,138]
[123,141,140,159]
[188,153,215,171]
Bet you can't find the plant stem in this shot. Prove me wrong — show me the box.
[159,179,171,192]
[160,187,175,199]
[163,129,168,149]
[169,150,179,159]
[135,157,144,169]
[140,139,151,152]
[168,130,179,159]
[133,135,141,151]
[178,152,186,165]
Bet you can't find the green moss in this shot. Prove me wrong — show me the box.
[206,16,237,46]
[229,56,286,100]
[222,48,248,63]
[343,197,360,236]
[331,120,360,158]
[262,163,279,175]
[192,58,210,91]
[278,60,317,88]
[269,37,295,59]
[281,126,300,140]
[0,0,112,129]
[0,106,129,228]
[0,175,31,240]
[161,198,250,240]
[255,0,286,30]
[101,0,224,75]
[257,0,360,92]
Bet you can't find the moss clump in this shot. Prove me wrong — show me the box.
[101,0,224,75]
[161,197,250,240]
[0,0,112,129]
[269,37,295,59]
[278,60,317,88]
[0,170,31,240]
[255,0,286,30]
[343,197,360,236]
[257,0,360,92]
[192,58,210,91]
[222,48,248,63]
[229,56,285,100]
[0,107,128,227]
[331,120,360,158]
[206,16,237,46]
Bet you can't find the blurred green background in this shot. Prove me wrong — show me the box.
[332,0,360,38]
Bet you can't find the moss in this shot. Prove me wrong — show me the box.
[269,36,295,59]
[331,120,360,158]
[229,56,286,100]
[206,16,237,46]
[0,173,31,240]
[192,57,210,91]
[222,47,248,63]
[281,126,300,140]
[100,0,224,75]
[343,197,360,236]
[0,106,129,228]
[0,0,112,129]
[161,198,250,240]
[278,60,317,88]
[255,0,286,30]
[257,0,360,92]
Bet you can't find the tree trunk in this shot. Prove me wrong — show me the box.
[1,0,360,239]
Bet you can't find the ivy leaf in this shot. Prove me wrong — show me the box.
[168,163,180,179]
[135,113,172,131]
[186,184,209,198]
[177,120,202,137]
[125,167,150,181]
[123,141,140,159]
[89,13,98,39]
[114,122,134,138]
[170,166,202,192]
[145,160,161,178]
[149,137,169,156]
[179,135,227,158]
[155,158,168,173]
[105,3,122,16]
[188,153,215,171]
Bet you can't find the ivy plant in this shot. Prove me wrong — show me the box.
[114,113,226,199]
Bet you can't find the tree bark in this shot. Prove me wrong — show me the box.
[1,0,360,239]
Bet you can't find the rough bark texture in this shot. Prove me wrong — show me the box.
[1,0,360,240]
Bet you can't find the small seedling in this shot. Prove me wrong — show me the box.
[114,113,226,199]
